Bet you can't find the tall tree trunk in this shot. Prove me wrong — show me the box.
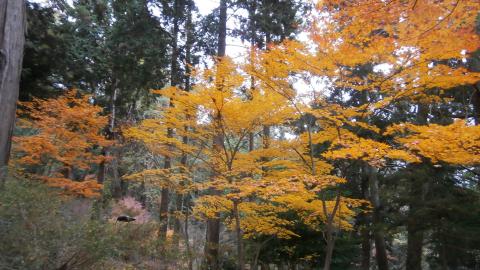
[159,0,181,241]
[361,225,371,270]
[97,149,106,184]
[405,104,429,270]
[173,193,183,243]
[205,208,221,270]
[360,174,371,270]
[109,86,122,199]
[216,0,227,58]
[406,177,427,270]
[247,0,257,152]
[406,203,424,270]
[159,186,170,238]
[0,0,26,186]
[176,0,194,252]
[184,195,193,270]
[204,1,227,269]
[366,165,389,270]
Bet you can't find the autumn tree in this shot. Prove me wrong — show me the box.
[268,1,480,269]
[13,90,111,197]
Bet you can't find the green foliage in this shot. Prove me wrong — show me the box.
[22,0,171,119]
[0,178,115,269]
[20,2,71,100]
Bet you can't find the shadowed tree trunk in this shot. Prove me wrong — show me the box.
[322,193,341,270]
[109,85,122,199]
[366,165,389,270]
[406,104,429,270]
[406,202,424,270]
[0,0,26,186]
[360,174,371,270]
[472,84,480,125]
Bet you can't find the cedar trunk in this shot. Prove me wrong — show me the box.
[0,0,26,185]
[406,205,424,270]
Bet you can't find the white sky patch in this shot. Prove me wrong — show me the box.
[196,0,219,16]
[272,126,298,141]
[293,75,330,105]
[373,63,394,75]
[196,105,212,125]
[461,49,467,63]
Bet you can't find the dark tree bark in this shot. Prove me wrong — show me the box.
[366,165,389,270]
[109,85,123,199]
[97,150,106,184]
[406,203,424,270]
[406,175,427,270]
[360,174,371,270]
[406,104,429,270]
[361,225,371,270]
[216,0,227,58]
[472,84,480,125]
[0,0,26,186]
[176,1,194,256]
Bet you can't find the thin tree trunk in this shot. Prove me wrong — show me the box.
[159,0,181,241]
[253,238,272,270]
[360,173,371,270]
[262,125,270,149]
[0,0,26,186]
[173,193,183,243]
[247,0,257,153]
[109,86,123,199]
[216,0,227,58]
[178,5,194,264]
[472,84,480,125]
[97,150,106,184]
[366,165,389,270]
[322,193,341,270]
[233,201,245,270]
[184,195,193,270]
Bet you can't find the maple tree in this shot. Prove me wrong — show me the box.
[237,1,479,268]
[125,50,368,269]
[256,1,479,269]
[13,90,111,197]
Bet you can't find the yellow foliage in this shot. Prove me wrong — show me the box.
[386,120,480,165]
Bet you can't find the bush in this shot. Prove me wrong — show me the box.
[0,178,116,269]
